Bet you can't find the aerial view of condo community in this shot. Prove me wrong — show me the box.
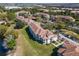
[0,3,79,56]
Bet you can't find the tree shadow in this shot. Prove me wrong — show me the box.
[50,45,64,56]
[25,27,43,44]
[0,39,9,56]
[50,47,59,56]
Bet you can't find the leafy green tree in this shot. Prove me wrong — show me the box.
[15,20,25,29]
[0,25,7,39]
[5,30,18,50]
[5,29,18,39]
[7,39,16,50]
[0,6,5,12]
[42,22,55,30]
[30,8,38,14]
[56,22,66,29]
[35,16,42,22]
[7,11,16,21]
[0,12,7,19]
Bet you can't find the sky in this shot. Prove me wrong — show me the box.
[0,0,79,3]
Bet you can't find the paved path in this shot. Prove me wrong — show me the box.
[7,30,24,56]
[13,30,24,56]
[12,29,38,56]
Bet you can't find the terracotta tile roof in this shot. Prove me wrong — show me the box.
[27,18,55,40]
[58,48,66,54]
[51,15,75,21]
[16,12,57,41]
[58,40,79,56]
[29,22,49,40]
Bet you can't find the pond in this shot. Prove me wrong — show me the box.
[0,39,8,56]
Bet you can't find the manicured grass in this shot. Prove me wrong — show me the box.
[61,29,79,39]
[21,26,55,56]
[18,30,39,56]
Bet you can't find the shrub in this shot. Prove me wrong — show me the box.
[5,30,18,50]
[5,30,18,39]
[15,20,25,29]
[7,39,16,50]
[0,25,7,39]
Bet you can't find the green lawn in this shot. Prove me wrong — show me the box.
[21,26,55,56]
[61,29,79,40]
